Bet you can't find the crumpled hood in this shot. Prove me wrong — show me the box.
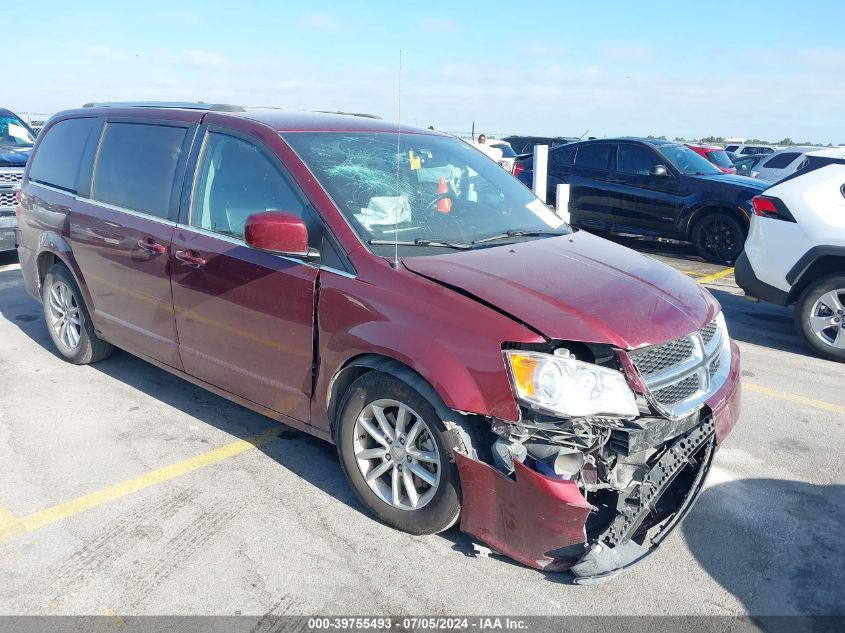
[402,231,720,349]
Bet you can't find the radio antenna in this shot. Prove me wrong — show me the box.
[391,49,403,270]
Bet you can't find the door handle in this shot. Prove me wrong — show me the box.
[175,249,207,269]
[137,237,167,256]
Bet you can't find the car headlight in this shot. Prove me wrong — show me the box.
[504,350,639,418]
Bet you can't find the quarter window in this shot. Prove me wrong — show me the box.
[617,145,661,175]
[92,122,187,218]
[760,152,800,169]
[574,144,614,171]
[190,132,307,240]
[27,118,97,193]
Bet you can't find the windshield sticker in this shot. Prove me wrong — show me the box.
[527,199,565,229]
[7,123,29,141]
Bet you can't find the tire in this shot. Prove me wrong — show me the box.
[335,371,466,535]
[795,274,845,362]
[42,263,113,364]
[691,212,745,263]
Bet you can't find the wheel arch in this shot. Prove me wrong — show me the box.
[684,203,750,240]
[327,353,483,446]
[34,232,94,311]
[786,251,845,304]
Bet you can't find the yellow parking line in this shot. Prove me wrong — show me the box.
[0,428,282,542]
[0,504,19,531]
[744,382,845,415]
[697,267,734,285]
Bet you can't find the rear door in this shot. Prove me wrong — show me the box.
[566,142,617,228]
[610,142,687,236]
[169,126,319,422]
[69,116,198,368]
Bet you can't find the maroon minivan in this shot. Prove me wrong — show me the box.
[16,103,741,581]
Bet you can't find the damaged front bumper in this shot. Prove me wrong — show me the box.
[454,340,741,580]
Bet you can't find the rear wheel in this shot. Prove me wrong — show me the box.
[796,274,845,362]
[691,212,744,263]
[335,372,465,535]
[42,264,113,364]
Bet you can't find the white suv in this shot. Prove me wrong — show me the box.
[736,150,845,360]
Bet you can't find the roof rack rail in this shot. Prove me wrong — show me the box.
[82,101,245,112]
[313,110,383,120]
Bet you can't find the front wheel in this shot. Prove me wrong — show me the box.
[795,275,845,362]
[691,212,744,263]
[335,372,465,535]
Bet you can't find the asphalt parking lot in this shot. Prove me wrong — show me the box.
[0,239,843,617]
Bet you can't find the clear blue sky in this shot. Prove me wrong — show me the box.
[15,1,845,143]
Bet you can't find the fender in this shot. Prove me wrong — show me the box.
[33,231,96,317]
[319,321,521,431]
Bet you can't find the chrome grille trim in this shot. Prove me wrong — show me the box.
[629,317,730,420]
[0,168,24,211]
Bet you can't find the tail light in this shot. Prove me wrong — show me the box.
[752,195,796,222]
[513,163,525,178]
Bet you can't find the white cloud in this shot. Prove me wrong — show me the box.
[599,45,656,62]
[181,49,229,69]
[418,18,458,32]
[299,13,341,32]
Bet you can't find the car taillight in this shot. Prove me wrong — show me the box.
[752,195,796,222]
[513,163,525,177]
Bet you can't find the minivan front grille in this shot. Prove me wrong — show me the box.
[0,172,22,184]
[0,168,24,211]
[628,317,730,419]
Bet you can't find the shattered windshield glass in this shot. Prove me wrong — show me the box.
[283,132,569,255]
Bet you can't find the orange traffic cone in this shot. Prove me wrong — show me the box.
[436,177,452,213]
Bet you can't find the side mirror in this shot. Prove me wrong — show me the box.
[244,211,315,259]
[651,164,670,177]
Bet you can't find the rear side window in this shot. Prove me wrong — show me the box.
[550,146,575,168]
[706,149,734,169]
[724,145,739,153]
[761,152,800,169]
[28,118,97,193]
[617,144,660,175]
[91,122,187,219]
[574,144,614,171]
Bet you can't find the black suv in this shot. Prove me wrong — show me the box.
[0,108,36,253]
[516,138,767,262]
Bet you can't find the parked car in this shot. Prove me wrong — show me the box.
[723,143,776,156]
[751,146,827,182]
[732,154,767,177]
[486,140,517,173]
[736,148,845,361]
[17,103,740,580]
[686,144,737,174]
[516,138,767,262]
[0,108,37,253]
[501,135,578,155]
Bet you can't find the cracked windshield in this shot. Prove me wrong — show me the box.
[284,132,568,255]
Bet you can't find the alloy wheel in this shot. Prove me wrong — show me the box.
[808,289,845,349]
[353,398,441,511]
[47,280,82,350]
[699,217,736,259]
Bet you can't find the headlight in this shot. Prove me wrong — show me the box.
[504,350,639,418]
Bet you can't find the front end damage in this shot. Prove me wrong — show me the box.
[454,328,741,582]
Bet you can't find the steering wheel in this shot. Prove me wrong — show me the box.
[425,190,458,210]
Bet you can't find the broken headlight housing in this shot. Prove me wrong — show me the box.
[504,350,638,419]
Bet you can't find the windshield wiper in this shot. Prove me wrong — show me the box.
[471,229,569,245]
[369,238,473,250]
